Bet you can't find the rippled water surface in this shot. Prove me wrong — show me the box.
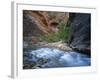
[23,48,90,69]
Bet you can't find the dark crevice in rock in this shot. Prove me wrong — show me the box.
[68,13,91,56]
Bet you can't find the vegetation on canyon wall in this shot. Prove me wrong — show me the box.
[23,11,71,51]
[36,22,70,43]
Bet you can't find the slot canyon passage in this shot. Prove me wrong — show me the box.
[23,10,91,69]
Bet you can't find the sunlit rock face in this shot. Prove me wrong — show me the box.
[23,10,69,36]
[23,48,90,69]
[68,13,91,55]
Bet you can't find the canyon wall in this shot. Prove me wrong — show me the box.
[68,13,91,55]
[23,10,69,36]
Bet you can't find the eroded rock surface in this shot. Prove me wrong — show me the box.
[68,13,91,55]
[23,10,69,36]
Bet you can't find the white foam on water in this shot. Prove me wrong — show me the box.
[25,48,90,68]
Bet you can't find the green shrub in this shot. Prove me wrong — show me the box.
[36,22,70,42]
[45,22,70,42]
[45,32,59,42]
[58,22,70,42]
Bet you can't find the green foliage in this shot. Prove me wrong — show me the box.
[36,22,70,42]
[57,22,70,42]
[45,32,60,42]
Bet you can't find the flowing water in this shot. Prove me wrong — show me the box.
[23,48,90,69]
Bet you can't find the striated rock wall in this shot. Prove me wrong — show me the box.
[23,10,69,36]
[68,13,91,55]
[23,11,44,36]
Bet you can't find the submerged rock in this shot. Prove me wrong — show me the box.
[23,48,90,69]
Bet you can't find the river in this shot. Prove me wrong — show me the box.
[23,47,90,69]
